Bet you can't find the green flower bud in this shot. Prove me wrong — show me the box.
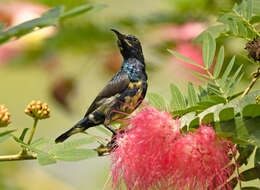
[25,100,50,119]
[0,105,11,127]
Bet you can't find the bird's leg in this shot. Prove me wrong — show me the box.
[103,119,118,150]
[104,117,117,136]
[104,124,117,136]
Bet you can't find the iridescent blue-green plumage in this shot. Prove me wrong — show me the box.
[55,29,147,143]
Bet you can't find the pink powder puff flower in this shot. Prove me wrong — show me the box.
[111,106,181,190]
[171,126,235,190]
[111,106,235,190]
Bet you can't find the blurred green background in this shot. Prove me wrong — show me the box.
[0,0,259,189]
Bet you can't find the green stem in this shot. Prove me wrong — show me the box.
[205,69,228,101]
[233,9,260,37]
[241,67,260,97]
[27,118,38,145]
[222,32,252,41]
[0,151,37,161]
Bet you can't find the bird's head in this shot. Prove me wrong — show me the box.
[111,29,144,63]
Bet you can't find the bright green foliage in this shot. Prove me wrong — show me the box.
[213,46,224,78]
[202,32,216,69]
[147,93,168,111]
[170,84,187,110]
[187,82,199,106]
[194,0,260,41]
[170,32,244,101]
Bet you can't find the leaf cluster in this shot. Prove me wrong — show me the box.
[195,0,260,42]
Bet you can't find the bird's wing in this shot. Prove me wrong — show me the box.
[84,71,130,116]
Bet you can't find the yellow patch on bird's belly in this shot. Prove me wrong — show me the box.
[128,81,142,89]
[110,88,143,122]
[120,88,143,114]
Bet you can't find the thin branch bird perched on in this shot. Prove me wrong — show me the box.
[55,29,148,143]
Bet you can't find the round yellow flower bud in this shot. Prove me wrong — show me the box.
[25,100,50,119]
[0,105,11,127]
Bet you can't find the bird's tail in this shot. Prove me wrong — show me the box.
[55,122,85,143]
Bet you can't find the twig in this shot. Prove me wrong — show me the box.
[0,151,37,161]
[241,67,260,97]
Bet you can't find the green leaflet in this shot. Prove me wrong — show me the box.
[243,104,260,118]
[213,46,225,78]
[49,137,96,153]
[221,56,236,86]
[240,167,260,181]
[170,84,186,111]
[187,83,199,107]
[168,49,204,69]
[202,32,216,69]
[53,149,97,161]
[60,4,93,20]
[237,144,255,166]
[147,93,168,111]
[19,128,29,141]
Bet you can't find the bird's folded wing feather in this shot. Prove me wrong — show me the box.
[85,71,130,116]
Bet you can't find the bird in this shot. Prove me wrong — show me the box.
[55,29,148,143]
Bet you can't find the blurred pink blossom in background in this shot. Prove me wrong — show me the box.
[0,2,56,64]
[174,42,206,74]
[161,22,206,42]
[161,22,209,81]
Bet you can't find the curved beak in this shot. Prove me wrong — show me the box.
[111,28,126,40]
